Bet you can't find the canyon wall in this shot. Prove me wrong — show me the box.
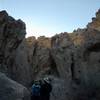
[0,9,100,100]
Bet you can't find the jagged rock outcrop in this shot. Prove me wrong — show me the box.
[87,9,100,31]
[0,10,32,87]
[0,72,30,100]
[0,9,100,100]
[0,11,31,100]
[0,10,26,76]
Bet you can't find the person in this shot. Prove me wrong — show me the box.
[31,80,41,100]
[31,77,52,100]
[40,77,52,100]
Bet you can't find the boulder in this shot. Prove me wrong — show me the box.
[0,72,30,100]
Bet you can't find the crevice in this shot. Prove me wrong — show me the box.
[0,53,4,64]
[49,51,60,77]
[32,42,38,57]
[70,53,80,85]
[71,53,75,80]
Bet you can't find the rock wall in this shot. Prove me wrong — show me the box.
[0,10,26,75]
[0,9,100,100]
[0,11,30,100]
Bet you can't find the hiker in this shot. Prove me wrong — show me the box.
[31,77,52,100]
[31,80,41,100]
[40,77,52,100]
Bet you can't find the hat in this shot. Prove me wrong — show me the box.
[43,77,51,83]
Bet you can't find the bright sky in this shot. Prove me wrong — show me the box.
[0,0,100,38]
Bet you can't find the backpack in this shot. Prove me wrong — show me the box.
[32,83,41,96]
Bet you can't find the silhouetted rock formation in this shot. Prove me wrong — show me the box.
[0,9,100,100]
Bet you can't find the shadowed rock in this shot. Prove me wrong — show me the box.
[0,72,30,100]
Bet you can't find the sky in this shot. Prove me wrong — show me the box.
[0,0,100,38]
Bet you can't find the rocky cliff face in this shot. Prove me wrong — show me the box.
[0,11,30,100]
[0,9,100,100]
[0,10,26,75]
